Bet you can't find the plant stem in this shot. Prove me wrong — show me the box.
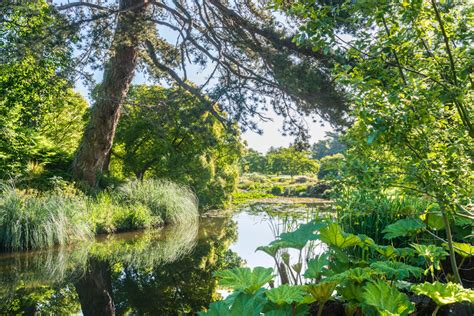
[317,301,326,316]
[440,203,462,285]
[432,305,440,316]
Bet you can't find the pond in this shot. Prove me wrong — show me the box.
[0,199,331,315]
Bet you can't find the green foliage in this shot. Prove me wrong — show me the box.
[265,284,306,305]
[0,185,92,251]
[271,220,325,250]
[412,281,474,306]
[304,281,338,303]
[318,153,345,180]
[241,149,268,173]
[117,179,198,225]
[0,1,85,178]
[362,281,414,316]
[311,132,346,160]
[319,223,361,249]
[303,252,330,280]
[267,146,320,177]
[112,85,242,210]
[370,261,423,280]
[411,244,448,271]
[450,242,474,258]
[382,218,426,240]
[278,0,473,284]
[0,178,199,250]
[337,191,427,246]
[214,267,273,294]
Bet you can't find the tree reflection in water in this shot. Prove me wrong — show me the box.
[0,216,241,315]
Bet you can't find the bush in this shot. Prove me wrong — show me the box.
[270,185,284,196]
[0,186,93,251]
[117,179,199,225]
[89,193,159,234]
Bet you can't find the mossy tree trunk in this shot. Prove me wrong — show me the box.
[72,0,149,185]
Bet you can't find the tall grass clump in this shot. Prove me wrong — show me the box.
[0,186,93,251]
[117,179,199,225]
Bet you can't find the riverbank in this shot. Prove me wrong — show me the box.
[0,179,199,251]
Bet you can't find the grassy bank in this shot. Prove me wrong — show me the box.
[0,179,199,251]
[233,173,333,205]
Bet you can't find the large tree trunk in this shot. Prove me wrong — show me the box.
[72,0,149,185]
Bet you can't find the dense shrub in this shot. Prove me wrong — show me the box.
[112,85,242,210]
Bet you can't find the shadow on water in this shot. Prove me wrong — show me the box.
[0,201,328,315]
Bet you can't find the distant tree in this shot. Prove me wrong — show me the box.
[267,147,319,177]
[111,85,242,209]
[318,153,345,180]
[241,149,268,173]
[311,132,346,160]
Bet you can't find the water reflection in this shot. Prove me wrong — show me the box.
[0,217,240,315]
[0,201,327,315]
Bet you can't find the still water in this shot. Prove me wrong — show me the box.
[0,200,329,315]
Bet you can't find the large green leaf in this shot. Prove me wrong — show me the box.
[373,245,415,259]
[271,220,327,250]
[370,261,423,280]
[326,267,380,284]
[265,284,307,305]
[450,242,474,258]
[363,280,415,316]
[305,280,338,302]
[303,252,330,279]
[320,223,361,249]
[382,218,426,239]
[215,267,273,294]
[411,281,474,306]
[256,244,281,258]
[230,292,267,316]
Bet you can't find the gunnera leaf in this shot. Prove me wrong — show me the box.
[370,261,423,280]
[271,220,327,250]
[303,252,331,279]
[265,284,307,305]
[230,291,267,316]
[305,280,338,302]
[326,267,380,284]
[256,244,281,258]
[363,280,415,316]
[411,281,474,306]
[319,223,361,249]
[382,218,426,240]
[214,267,273,294]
